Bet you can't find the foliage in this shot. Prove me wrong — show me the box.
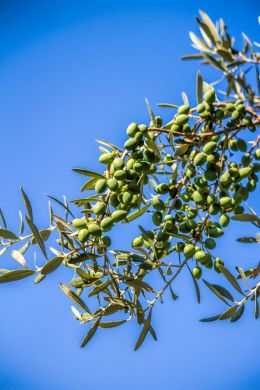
[0,11,260,350]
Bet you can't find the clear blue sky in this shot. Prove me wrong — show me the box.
[0,1,259,389]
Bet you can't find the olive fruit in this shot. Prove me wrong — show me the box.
[205,237,216,249]
[132,236,144,248]
[183,243,195,258]
[194,152,207,166]
[152,197,165,210]
[100,235,111,247]
[88,224,101,236]
[95,179,107,194]
[192,267,202,279]
[175,114,189,126]
[93,202,106,215]
[99,153,114,164]
[111,210,127,222]
[72,218,87,229]
[204,89,215,103]
[178,105,190,114]
[126,122,138,137]
[107,178,119,191]
[78,228,89,243]
[100,217,114,231]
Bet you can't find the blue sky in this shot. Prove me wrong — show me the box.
[0,1,259,389]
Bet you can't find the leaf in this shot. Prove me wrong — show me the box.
[0,208,7,228]
[59,283,90,313]
[181,54,203,60]
[76,268,103,282]
[255,288,259,319]
[0,228,18,241]
[34,273,46,284]
[196,71,203,103]
[174,144,190,157]
[157,103,178,108]
[237,267,251,290]
[126,278,156,293]
[18,211,24,235]
[20,187,33,221]
[88,280,112,297]
[181,92,189,106]
[96,139,122,152]
[72,168,104,179]
[237,237,258,243]
[46,194,74,217]
[231,213,260,223]
[170,286,178,301]
[219,306,238,320]
[26,217,47,259]
[219,265,244,295]
[0,269,35,284]
[40,257,63,275]
[210,284,234,302]
[203,279,231,306]
[134,309,152,351]
[202,53,227,71]
[145,139,161,158]
[231,304,245,323]
[70,195,100,206]
[81,316,101,348]
[198,10,220,44]
[189,32,211,52]
[145,98,156,124]
[80,177,99,192]
[200,314,221,322]
[189,268,200,304]
[99,320,127,328]
[11,250,27,269]
[122,204,150,223]
[31,229,51,244]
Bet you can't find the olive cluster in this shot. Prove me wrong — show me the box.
[72,90,259,281]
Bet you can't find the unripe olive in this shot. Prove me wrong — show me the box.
[78,228,89,243]
[194,152,207,166]
[152,212,162,226]
[124,138,138,150]
[178,104,190,114]
[152,197,165,210]
[241,153,251,167]
[99,153,114,164]
[183,124,191,133]
[208,204,220,215]
[207,193,218,204]
[204,169,217,181]
[109,192,119,208]
[114,170,127,180]
[113,158,124,170]
[111,210,127,222]
[156,183,169,194]
[219,213,230,227]
[196,102,206,113]
[101,235,111,247]
[192,191,205,205]
[186,165,196,178]
[205,237,216,249]
[226,102,235,111]
[133,161,144,173]
[100,217,114,231]
[254,149,260,160]
[138,124,148,133]
[215,109,224,120]
[107,178,119,191]
[204,89,215,103]
[239,167,252,179]
[187,208,198,219]
[132,236,144,248]
[208,227,224,238]
[170,124,181,132]
[219,172,231,185]
[122,191,133,205]
[237,139,247,152]
[134,131,143,141]
[184,243,195,258]
[175,114,189,126]
[95,179,107,194]
[234,205,244,214]
[126,122,138,137]
[192,267,202,279]
[88,224,101,236]
[203,142,217,155]
[207,153,219,164]
[219,196,232,209]
[231,110,240,120]
[93,202,106,215]
[72,218,87,229]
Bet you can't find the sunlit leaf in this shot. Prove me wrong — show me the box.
[0,269,35,284]
[134,309,152,351]
[40,257,63,275]
[20,187,33,221]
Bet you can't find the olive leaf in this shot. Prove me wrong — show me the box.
[20,187,33,221]
[81,316,102,348]
[0,269,35,283]
[134,309,152,351]
[0,228,18,241]
[26,216,47,259]
[40,257,64,275]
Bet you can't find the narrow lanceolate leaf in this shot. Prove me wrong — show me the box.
[231,213,260,223]
[196,71,203,103]
[255,288,259,319]
[218,266,244,295]
[200,314,221,322]
[80,177,99,192]
[40,257,63,275]
[0,228,18,241]
[122,204,150,223]
[11,250,27,269]
[18,211,24,235]
[88,280,112,297]
[81,316,101,348]
[189,32,211,52]
[134,309,152,351]
[202,279,231,306]
[0,269,35,283]
[181,92,189,106]
[59,283,91,313]
[20,187,33,221]
[202,53,227,71]
[231,304,245,323]
[189,267,200,304]
[126,278,156,293]
[99,320,127,328]
[34,273,46,284]
[145,98,156,123]
[237,267,251,290]
[198,10,220,44]
[72,168,104,179]
[31,229,51,244]
[96,139,122,153]
[211,284,234,302]
[219,306,238,321]
[174,144,190,157]
[0,208,7,228]
[157,103,178,108]
[237,237,258,243]
[46,194,74,217]
[25,216,47,259]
